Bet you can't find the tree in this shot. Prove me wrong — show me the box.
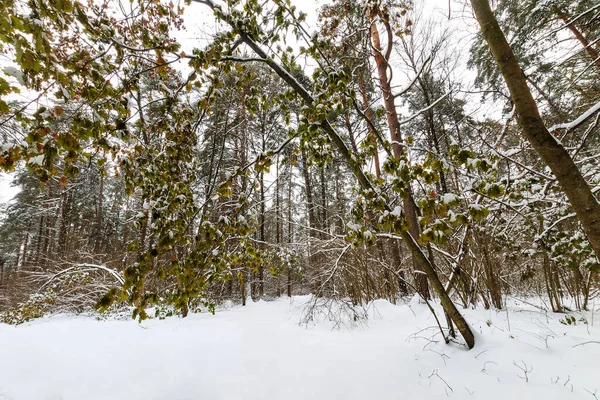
[4,0,597,352]
[469,0,600,262]
[187,0,475,348]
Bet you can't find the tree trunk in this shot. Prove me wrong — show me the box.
[95,171,104,252]
[259,170,265,298]
[357,71,382,178]
[554,8,600,72]
[301,150,318,236]
[377,240,395,302]
[276,154,281,245]
[301,148,321,294]
[21,222,32,268]
[240,269,247,306]
[121,197,129,268]
[287,164,294,298]
[390,241,408,296]
[542,245,562,313]
[480,234,503,309]
[418,78,449,194]
[371,19,430,299]
[319,168,328,237]
[34,213,45,267]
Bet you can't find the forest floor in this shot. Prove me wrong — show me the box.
[1,295,599,400]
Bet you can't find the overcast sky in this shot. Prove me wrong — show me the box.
[0,173,19,204]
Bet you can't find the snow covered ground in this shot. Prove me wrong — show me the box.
[1,296,599,400]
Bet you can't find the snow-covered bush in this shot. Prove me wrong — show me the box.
[0,291,57,325]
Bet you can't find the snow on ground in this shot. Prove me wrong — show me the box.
[1,296,599,400]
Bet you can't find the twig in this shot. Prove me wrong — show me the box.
[428,369,453,393]
[573,341,600,348]
[475,349,488,359]
[481,360,498,374]
[513,360,532,382]
[584,388,599,400]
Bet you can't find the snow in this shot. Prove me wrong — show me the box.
[1,296,599,400]
[27,155,45,166]
[442,193,457,204]
[530,0,551,15]
[499,148,522,158]
[60,86,70,100]
[548,100,600,133]
[448,210,457,223]
[346,221,361,231]
[2,66,24,85]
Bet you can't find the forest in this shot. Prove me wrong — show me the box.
[0,0,600,358]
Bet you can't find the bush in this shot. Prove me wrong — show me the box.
[0,291,57,325]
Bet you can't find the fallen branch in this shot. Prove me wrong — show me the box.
[37,264,125,294]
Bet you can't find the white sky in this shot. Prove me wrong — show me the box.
[0,173,19,205]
